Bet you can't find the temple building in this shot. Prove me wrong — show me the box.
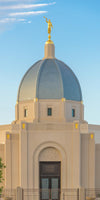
[0,18,100,200]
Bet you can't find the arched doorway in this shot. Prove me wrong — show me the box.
[39,147,61,200]
[33,142,67,192]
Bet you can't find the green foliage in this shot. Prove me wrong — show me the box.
[0,158,6,196]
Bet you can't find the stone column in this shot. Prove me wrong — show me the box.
[16,187,23,200]
[19,122,28,188]
[79,188,85,200]
[5,132,12,189]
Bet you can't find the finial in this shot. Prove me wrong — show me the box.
[44,16,54,44]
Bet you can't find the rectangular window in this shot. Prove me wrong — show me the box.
[72,109,75,117]
[24,108,28,117]
[47,108,52,116]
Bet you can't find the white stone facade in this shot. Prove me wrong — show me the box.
[0,40,100,198]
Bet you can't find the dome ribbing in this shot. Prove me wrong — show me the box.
[17,59,82,102]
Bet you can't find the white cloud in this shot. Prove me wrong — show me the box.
[0,2,56,10]
[9,10,47,16]
[0,17,32,25]
[23,20,32,24]
[0,0,16,1]
[0,0,56,30]
[0,17,26,23]
[18,18,26,21]
[27,21,32,23]
[0,18,16,23]
[0,0,37,1]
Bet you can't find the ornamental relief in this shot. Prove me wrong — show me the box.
[39,147,61,161]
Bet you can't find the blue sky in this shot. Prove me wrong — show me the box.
[0,0,100,125]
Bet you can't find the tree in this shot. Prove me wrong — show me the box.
[0,158,6,197]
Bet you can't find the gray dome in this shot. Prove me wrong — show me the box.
[17,59,82,102]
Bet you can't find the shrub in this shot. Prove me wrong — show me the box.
[0,158,6,197]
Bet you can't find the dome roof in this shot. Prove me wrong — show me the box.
[17,58,82,102]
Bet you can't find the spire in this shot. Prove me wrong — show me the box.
[43,17,55,60]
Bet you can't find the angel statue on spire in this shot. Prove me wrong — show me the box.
[44,17,53,40]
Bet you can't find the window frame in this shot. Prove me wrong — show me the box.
[24,108,28,118]
[72,108,75,117]
[47,107,52,116]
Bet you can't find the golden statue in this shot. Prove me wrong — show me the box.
[44,16,53,43]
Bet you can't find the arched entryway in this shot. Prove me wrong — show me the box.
[39,147,61,200]
[33,141,67,200]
